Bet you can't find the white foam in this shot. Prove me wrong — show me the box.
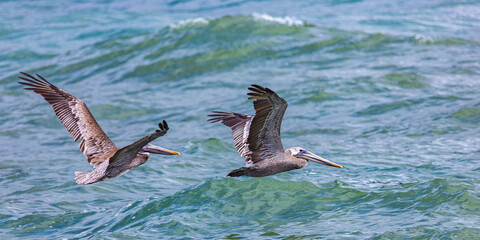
[252,13,304,26]
[169,17,209,29]
[169,14,305,29]
[414,34,434,44]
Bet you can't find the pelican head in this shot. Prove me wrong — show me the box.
[140,144,180,155]
[288,147,342,168]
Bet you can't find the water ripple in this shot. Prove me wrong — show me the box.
[1,1,480,239]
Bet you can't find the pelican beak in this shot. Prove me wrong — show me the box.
[297,150,342,168]
[141,144,180,155]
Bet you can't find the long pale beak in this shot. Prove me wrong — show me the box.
[141,144,180,155]
[298,150,342,168]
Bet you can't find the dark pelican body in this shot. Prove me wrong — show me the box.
[209,85,342,177]
[18,72,179,184]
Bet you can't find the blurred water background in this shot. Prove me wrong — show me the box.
[1,0,480,239]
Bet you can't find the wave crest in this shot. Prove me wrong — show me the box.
[168,14,306,31]
[169,17,209,29]
[252,13,305,26]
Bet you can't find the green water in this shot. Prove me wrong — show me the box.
[1,1,480,239]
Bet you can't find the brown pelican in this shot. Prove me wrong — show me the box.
[18,72,180,184]
[208,84,342,177]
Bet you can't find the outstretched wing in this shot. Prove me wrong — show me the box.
[208,85,288,164]
[108,120,169,168]
[246,84,288,163]
[18,72,117,167]
[208,111,254,162]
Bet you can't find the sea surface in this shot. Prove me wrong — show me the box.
[1,0,480,239]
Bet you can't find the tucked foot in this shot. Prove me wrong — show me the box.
[227,167,252,177]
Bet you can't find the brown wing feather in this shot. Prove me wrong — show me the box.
[246,84,288,163]
[208,111,254,162]
[108,120,169,168]
[18,72,117,167]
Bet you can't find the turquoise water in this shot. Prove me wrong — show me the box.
[1,0,480,239]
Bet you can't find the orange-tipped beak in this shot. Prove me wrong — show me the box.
[297,150,342,168]
[142,144,180,155]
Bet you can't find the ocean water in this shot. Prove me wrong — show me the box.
[1,0,480,239]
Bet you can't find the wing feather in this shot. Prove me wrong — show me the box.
[18,72,117,167]
[246,85,287,162]
[208,85,287,164]
[208,111,254,163]
[108,120,170,168]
